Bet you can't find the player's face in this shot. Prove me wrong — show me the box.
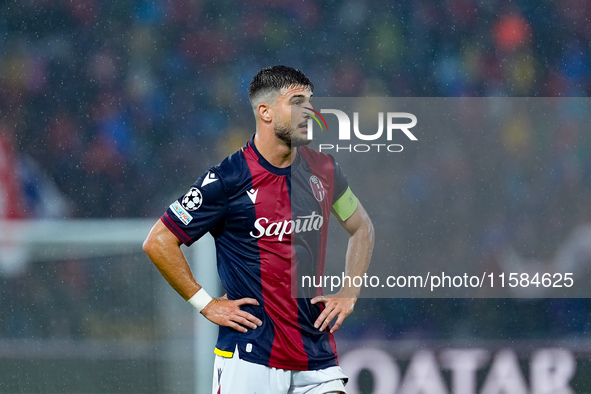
[272,85,313,148]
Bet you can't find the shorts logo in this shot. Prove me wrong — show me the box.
[309,175,326,202]
[182,187,203,211]
[170,201,192,225]
[216,368,222,394]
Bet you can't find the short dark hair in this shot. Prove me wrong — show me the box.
[248,65,314,101]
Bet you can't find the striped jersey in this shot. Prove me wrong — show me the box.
[161,138,358,371]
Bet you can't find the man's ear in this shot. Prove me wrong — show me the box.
[257,103,272,123]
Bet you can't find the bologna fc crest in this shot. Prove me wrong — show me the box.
[309,175,326,202]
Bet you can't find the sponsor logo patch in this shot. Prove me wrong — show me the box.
[170,201,192,225]
[250,211,324,241]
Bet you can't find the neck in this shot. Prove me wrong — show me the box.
[253,131,296,168]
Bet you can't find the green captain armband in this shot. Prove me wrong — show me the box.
[332,187,358,221]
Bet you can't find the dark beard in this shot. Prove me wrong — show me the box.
[274,124,311,148]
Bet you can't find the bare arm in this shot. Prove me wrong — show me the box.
[143,219,262,332]
[311,201,374,333]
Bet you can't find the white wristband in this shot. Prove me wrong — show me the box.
[188,288,213,313]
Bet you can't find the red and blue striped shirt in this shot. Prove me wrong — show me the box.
[161,138,356,371]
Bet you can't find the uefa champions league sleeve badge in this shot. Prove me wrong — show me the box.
[182,187,203,211]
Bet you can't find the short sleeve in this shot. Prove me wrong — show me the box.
[332,158,349,201]
[331,159,358,221]
[161,169,227,246]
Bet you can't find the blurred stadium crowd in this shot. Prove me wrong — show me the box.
[2,0,591,218]
[1,0,591,346]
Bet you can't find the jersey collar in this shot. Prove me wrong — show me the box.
[248,136,300,176]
